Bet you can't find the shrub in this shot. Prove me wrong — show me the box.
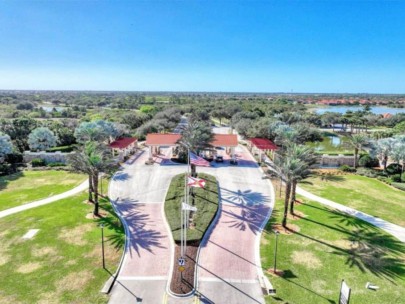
[392,182,405,191]
[386,163,402,175]
[391,174,402,183]
[356,168,378,178]
[31,158,46,167]
[358,155,380,168]
[0,164,14,176]
[47,162,66,167]
[5,153,23,164]
[339,165,356,172]
[377,176,390,184]
[46,145,75,153]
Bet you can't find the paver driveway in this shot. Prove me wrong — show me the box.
[108,148,185,304]
[108,143,274,304]
[196,146,274,304]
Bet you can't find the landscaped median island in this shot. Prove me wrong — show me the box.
[261,180,405,304]
[164,173,219,295]
[300,171,405,226]
[0,170,86,211]
[0,190,124,303]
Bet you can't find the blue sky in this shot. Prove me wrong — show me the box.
[1,0,405,93]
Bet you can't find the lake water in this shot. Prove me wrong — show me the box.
[40,106,65,112]
[315,106,405,115]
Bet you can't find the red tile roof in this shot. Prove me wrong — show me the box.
[145,133,238,147]
[211,134,238,147]
[382,113,393,119]
[146,133,181,146]
[109,137,137,149]
[249,138,278,150]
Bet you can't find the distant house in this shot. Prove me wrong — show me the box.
[109,137,138,161]
[382,113,393,119]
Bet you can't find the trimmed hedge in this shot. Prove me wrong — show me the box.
[31,158,46,167]
[392,182,405,191]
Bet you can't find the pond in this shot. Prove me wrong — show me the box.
[41,106,65,112]
[306,134,351,154]
[314,106,405,115]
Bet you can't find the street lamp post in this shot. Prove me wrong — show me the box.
[273,230,280,274]
[100,224,105,269]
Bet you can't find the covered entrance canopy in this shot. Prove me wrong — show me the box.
[248,138,278,161]
[145,133,238,160]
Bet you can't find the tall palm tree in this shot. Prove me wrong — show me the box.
[68,142,113,216]
[348,134,369,168]
[271,154,305,228]
[285,144,316,215]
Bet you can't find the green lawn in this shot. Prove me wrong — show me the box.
[300,174,405,226]
[164,173,218,242]
[0,192,124,303]
[0,170,86,211]
[261,190,405,304]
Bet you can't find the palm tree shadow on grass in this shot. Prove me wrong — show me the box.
[97,198,167,258]
[297,204,405,282]
[0,171,23,191]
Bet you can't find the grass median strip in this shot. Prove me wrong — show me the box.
[164,173,219,294]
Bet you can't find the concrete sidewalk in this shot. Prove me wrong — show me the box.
[296,186,405,243]
[0,179,88,219]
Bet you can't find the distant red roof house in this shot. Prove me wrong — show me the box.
[109,137,137,149]
[145,133,238,147]
[249,138,278,150]
[382,113,393,119]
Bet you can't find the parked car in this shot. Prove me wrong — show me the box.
[204,154,214,161]
[215,155,224,163]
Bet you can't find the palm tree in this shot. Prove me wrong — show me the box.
[177,120,214,176]
[348,134,369,168]
[371,137,395,171]
[271,154,305,228]
[68,142,113,216]
[285,144,316,215]
[390,138,405,179]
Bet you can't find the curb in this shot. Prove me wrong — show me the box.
[100,166,131,294]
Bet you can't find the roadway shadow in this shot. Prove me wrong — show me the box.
[113,171,131,182]
[221,204,271,235]
[124,149,145,165]
[220,188,271,206]
[105,198,168,258]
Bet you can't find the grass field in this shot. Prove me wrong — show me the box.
[300,173,405,226]
[0,191,124,304]
[262,183,405,304]
[0,170,86,211]
[164,173,218,242]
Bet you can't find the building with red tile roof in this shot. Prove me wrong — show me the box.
[109,137,138,161]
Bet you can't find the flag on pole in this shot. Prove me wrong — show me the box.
[189,151,210,167]
[187,176,206,188]
[182,202,197,211]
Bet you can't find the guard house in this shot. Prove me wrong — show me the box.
[248,138,278,161]
[109,137,138,161]
[145,133,238,161]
